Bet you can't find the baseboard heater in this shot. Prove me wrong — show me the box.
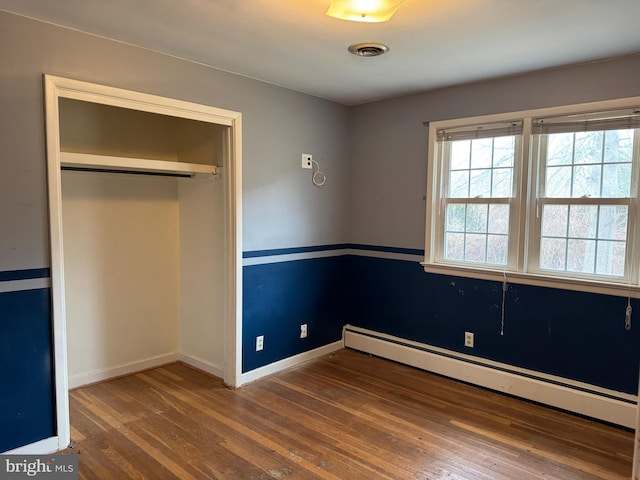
[343,325,637,428]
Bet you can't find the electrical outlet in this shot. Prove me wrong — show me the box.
[464,331,474,348]
[300,324,307,339]
[301,153,313,169]
[256,335,264,351]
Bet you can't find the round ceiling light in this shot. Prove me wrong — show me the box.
[348,42,390,57]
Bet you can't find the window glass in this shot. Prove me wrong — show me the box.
[538,129,633,277]
[443,136,516,266]
[428,106,640,291]
[544,130,633,198]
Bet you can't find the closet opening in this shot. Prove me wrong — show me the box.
[44,75,242,452]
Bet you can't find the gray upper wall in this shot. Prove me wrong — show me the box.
[348,54,640,250]
[4,9,640,269]
[0,11,350,271]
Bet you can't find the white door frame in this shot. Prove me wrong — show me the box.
[43,74,243,451]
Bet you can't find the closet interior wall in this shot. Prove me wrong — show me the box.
[59,98,227,388]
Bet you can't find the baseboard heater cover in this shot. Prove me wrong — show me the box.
[343,325,637,428]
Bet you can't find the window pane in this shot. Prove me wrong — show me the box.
[465,233,487,263]
[445,233,464,261]
[492,168,512,197]
[602,163,631,197]
[544,129,633,201]
[470,138,493,169]
[444,203,509,266]
[595,241,625,276]
[493,136,515,168]
[447,136,516,202]
[466,204,488,233]
[446,204,466,232]
[487,234,508,265]
[598,205,627,240]
[547,133,574,166]
[449,171,469,197]
[568,205,597,239]
[567,239,596,273]
[488,204,509,234]
[574,131,604,164]
[469,169,491,197]
[546,166,572,197]
[451,140,471,170]
[540,238,567,270]
[541,205,568,237]
[540,204,629,277]
[572,165,601,198]
[604,129,634,163]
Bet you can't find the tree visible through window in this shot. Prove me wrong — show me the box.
[537,127,634,278]
[425,102,640,291]
[444,136,515,265]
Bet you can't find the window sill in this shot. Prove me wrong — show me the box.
[421,262,639,298]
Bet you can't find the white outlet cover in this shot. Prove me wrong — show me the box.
[301,153,313,169]
[464,332,474,348]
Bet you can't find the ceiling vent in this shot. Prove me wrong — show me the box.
[348,42,390,57]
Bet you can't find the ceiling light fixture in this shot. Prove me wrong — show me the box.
[326,0,405,23]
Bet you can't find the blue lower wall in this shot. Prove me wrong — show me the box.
[346,255,640,395]
[0,288,55,452]
[4,249,639,452]
[242,256,348,372]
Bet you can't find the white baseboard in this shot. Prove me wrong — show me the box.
[240,340,344,386]
[68,352,179,389]
[2,436,60,455]
[344,325,637,428]
[178,353,224,379]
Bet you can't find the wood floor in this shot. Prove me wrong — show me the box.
[64,349,633,479]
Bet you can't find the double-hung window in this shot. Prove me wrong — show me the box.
[435,122,522,269]
[424,99,640,295]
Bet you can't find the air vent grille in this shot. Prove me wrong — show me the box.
[348,43,390,57]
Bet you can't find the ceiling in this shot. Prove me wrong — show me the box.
[2,0,640,105]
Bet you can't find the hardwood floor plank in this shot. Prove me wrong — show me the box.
[187,382,395,479]
[265,376,508,479]
[63,349,633,479]
[271,367,545,479]
[248,382,410,479]
[126,375,317,479]
[303,353,633,479]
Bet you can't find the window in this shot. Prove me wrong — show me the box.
[438,122,521,268]
[424,99,640,295]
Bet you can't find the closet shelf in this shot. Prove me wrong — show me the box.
[60,152,218,177]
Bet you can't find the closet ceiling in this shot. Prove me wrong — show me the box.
[2,0,640,105]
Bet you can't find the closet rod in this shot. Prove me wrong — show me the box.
[61,166,194,178]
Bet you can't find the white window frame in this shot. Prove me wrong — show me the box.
[423,97,640,298]
[433,126,524,271]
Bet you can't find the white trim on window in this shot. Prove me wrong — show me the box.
[424,96,640,298]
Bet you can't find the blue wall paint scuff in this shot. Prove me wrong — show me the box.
[243,256,348,372]
[0,288,55,452]
[346,255,640,394]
